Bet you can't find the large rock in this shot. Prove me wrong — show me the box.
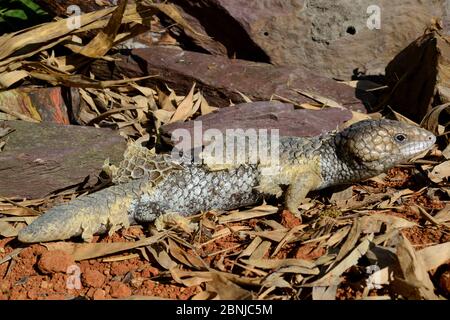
[91,46,369,112]
[165,0,446,79]
[0,121,126,199]
[383,30,450,123]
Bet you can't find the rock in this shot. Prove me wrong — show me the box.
[92,288,107,300]
[91,46,368,112]
[280,210,302,228]
[164,0,447,79]
[160,101,353,148]
[0,87,69,124]
[141,266,159,278]
[82,269,106,288]
[383,30,450,123]
[109,281,132,298]
[37,250,76,274]
[110,261,136,277]
[0,120,126,199]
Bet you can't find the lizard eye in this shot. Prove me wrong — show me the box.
[394,133,407,143]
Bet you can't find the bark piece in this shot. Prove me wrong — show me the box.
[0,121,126,199]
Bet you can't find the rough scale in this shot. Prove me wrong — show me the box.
[18,119,436,243]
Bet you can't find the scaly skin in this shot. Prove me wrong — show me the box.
[18,119,436,243]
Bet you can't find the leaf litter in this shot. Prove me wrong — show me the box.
[0,2,449,301]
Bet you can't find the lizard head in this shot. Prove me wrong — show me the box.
[336,119,436,173]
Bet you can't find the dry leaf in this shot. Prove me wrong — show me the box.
[147,244,178,270]
[312,285,338,300]
[311,234,374,287]
[208,272,252,300]
[78,0,128,58]
[360,214,417,234]
[417,242,450,271]
[43,232,166,261]
[249,241,272,260]
[0,221,18,237]
[218,204,278,224]
[241,258,319,275]
[200,94,216,115]
[293,89,345,110]
[428,160,450,183]
[0,70,29,89]
[170,83,196,122]
[395,234,440,300]
[333,218,361,263]
[261,272,291,289]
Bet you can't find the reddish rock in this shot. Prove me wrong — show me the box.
[44,293,66,300]
[280,210,302,228]
[37,250,76,274]
[109,281,132,299]
[18,247,36,260]
[0,120,126,199]
[142,266,159,278]
[92,289,107,300]
[110,262,135,277]
[82,269,106,288]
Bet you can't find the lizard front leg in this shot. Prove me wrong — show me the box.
[285,171,321,215]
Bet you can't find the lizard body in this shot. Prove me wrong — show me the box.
[17,119,436,243]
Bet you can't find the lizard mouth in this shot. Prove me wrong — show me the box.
[400,133,436,158]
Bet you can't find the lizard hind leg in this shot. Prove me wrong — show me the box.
[285,172,321,216]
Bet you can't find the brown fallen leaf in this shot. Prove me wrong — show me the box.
[241,258,319,275]
[170,83,196,123]
[261,272,291,289]
[310,234,374,287]
[395,234,440,300]
[0,221,18,237]
[78,0,128,58]
[208,272,253,300]
[218,204,278,224]
[312,285,338,300]
[360,213,417,234]
[248,241,272,260]
[428,160,450,183]
[146,243,178,271]
[43,232,166,261]
[417,242,450,272]
[333,218,361,264]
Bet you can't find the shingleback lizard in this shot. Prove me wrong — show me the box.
[17,119,436,243]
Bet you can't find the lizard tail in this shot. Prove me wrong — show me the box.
[18,180,147,243]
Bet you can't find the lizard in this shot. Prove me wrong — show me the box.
[17,119,436,243]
